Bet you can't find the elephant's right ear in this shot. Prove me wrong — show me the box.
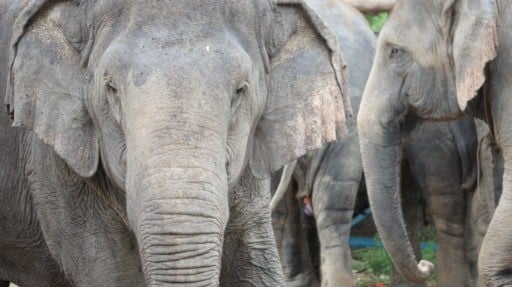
[4,1,98,177]
[449,0,498,111]
[250,0,350,178]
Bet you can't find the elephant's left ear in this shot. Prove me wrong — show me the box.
[4,1,99,177]
[250,0,350,178]
[451,0,498,111]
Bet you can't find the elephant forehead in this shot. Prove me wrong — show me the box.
[124,0,260,35]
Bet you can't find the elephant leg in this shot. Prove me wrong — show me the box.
[428,188,467,287]
[404,127,467,287]
[390,163,426,287]
[302,211,321,280]
[276,186,319,287]
[220,169,285,287]
[0,280,8,287]
[312,134,362,287]
[479,160,512,287]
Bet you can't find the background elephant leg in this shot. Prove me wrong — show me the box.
[272,185,319,287]
[220,169,285,287]
[428,188,467,287]
[312,179,358,287]
[0,281,8,287]
[312,136,362,287]
[390,164,426,287]
[405,132,467,286]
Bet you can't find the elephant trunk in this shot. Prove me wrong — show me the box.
[357,89,434,283]
[125,105,228,286]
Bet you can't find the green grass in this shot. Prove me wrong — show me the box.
[352,236,437,287]
[365,12,389,33]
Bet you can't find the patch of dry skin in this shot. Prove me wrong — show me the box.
[29,3,77,62]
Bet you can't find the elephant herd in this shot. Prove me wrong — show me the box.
[0,0,509,287]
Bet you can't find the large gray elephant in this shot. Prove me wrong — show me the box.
[0,0,351,286]
[357,0,511,286]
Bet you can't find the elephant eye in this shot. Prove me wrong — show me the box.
[388,46,411,69]
[103,74,122,124]
[230,82,249,120]
[104,75,117,92]
[235,82,249,99]
[390,47,403,59]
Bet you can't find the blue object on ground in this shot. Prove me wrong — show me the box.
[350,207,437,250]
[351,207,372,227]
[349,236,437,251]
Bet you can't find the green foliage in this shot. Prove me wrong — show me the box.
[352,236,438,287]
[353,244,393,283]
[365,12,389,33]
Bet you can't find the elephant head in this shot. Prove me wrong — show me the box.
[357,0,498,283]
[3,0,349,285]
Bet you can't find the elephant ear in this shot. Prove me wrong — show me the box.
[4,0,98,177]
[250,0,350,178]
[450,0,498,111]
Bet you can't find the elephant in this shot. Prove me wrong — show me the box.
[0,0,351,286]
[273,117,488,287]
[356,0,512,286]
[268,1,373,286]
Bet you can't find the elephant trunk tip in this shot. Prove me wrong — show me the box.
[400,259,435,283]
[417,260,435,278]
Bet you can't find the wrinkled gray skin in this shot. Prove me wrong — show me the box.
[357,0,512,285]
[271,1,370,286]
[274,117,483,287]
[272,144,363,287]
[392,116,479,287]
[0,0,350,286]
[464,120,503,287]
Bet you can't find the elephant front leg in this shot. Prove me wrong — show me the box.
[479,162,512,287]
[408,166,467,287]
[312,179,358,287]
[220,169,284,287]
[0,280,8,287]
[270,185,319,287]
[311,137,362,287]
[429,194,467,287]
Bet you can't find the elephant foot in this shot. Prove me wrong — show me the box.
[389,280,427,287]
[0,280,9,287]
